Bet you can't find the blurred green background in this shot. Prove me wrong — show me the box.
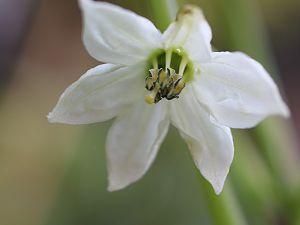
[0,0,300,225]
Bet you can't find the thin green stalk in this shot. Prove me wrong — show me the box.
[231,131,281,225]
[210,0,275,71]
[196,170,248,225]
[148,0,177,31]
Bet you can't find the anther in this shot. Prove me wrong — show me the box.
[158,69,169,88]
[145,83,160,104]
[173,79,185,94]
[145,69,160,90]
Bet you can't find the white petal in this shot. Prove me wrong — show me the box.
[106,100,169,191]
[170,88,234,194]
[79,0,163,65]
[194,52,289,129]
[48,63,144,124]
[163,5,212,63]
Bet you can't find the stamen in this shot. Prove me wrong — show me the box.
[152,58,158,69]
[145,48,193,104]
[145,69,160,90]
[179,56,188,76]
[158,69,168,88]
[145,83,160,104]
[173,79,185,94]
[165,49,172,70]
[149,68,160,81]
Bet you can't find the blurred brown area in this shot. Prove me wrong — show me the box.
[0,0,37,85]
[0,0,299,225]
[0,0,94,225]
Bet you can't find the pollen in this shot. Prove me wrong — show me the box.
[145,48,193,104]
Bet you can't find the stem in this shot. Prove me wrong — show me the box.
[196,169,248,225]
[179,57,188,76]
[211,0,275,71]
[165,49,172,69]
[250,119,299,191]
[148,0,178,31]
[230,131,281,224]
[152,58,158,69]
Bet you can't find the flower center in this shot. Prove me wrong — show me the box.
[144,48,194,104]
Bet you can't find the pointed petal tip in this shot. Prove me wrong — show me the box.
[107,178,129,192]
[215,189,222,195]
[107,185,121,192]
[47,110,66,124]
[205,174,226,195]
[107,185,117,192]
[212,182,224,195]
[271,98,290,119]
[47,111,56,123]
[281,102,290,118]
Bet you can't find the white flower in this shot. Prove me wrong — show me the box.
[48,0,289,194]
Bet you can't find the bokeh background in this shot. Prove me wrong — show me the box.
[0,0,300,225]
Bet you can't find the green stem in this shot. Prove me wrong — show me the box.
[211,0,275,71]
[196,169,248,225]
[230,131,281,224]
[148,0,178,31]
[249,119,299,191]
[249,120,299,225]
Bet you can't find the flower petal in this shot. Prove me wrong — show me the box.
[106,100,169,191]
[48,63,144,124]
[194,52,290,128]
[79,0,163,65]
[163,5,212,63]
[170,88,234,194]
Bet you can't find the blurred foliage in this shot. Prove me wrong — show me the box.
[47,125,212,225]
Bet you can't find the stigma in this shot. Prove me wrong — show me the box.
[145,48,193,104]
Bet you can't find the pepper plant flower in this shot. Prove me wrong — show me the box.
[48,0,289,194]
